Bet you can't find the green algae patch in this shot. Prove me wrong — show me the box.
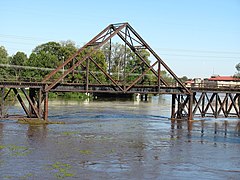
[47,162,75,179]
[79,149,92,155]
[0,145,6,150]
[18,118,65,125]
[61,131,80,136]
[1,144,32,157]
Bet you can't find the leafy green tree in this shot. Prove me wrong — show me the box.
[179,76,188,82]
[24,51,58,81]
[235,63,240,77]
[24,41,78,81]
[160,70,174,84]
[89,50,108,83]
[9,52,28,80]
[126,49,153,84]
[102,42,153,84]
[102,42,127,80]
[0,46,8,64]
[236,63,240,72]
[0,46,10,79]
[68,48,108,84]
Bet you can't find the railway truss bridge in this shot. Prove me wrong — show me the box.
[0,23,239,121]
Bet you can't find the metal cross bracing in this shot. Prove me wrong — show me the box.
[0,87,48,120]
[171,92,240,119]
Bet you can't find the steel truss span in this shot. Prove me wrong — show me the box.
[0,23,239,121]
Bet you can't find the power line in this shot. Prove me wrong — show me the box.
[0,63,56,71]
[159,53,239,59]
[0,34,49,41]
[0,33,239,55]
[155,48,240,55]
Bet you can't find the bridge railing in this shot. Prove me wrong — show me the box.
[188,82,240,89]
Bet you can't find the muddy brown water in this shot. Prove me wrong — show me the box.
[0,96,240,179]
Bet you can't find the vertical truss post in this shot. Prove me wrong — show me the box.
[158,61,161,94]
[108,38,112,74]
[123,26,127,90]
[86,58,89,92]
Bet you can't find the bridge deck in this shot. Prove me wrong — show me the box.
[0,81,239,94]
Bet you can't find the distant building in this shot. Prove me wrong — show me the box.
[185,76,240,88]
[185,80,194,87]
[205,75,240,87]
[185,78,203,87]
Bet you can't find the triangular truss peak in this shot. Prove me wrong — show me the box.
[42,23,191,94]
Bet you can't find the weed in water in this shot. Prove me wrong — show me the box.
[19,173,33,180]
[0,145,6,150]
[7,145,32,156]
[0,144,32,157]
[47,161,74,179]
[61,131,80,136]
[79,149,92,155]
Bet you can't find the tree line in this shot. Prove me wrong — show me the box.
[2,41,239,86]
[0,41,178,84]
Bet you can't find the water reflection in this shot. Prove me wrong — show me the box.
[236,121,240,136]
[26,125,48,145]
[171,119,240,138]
[0,122,3,142]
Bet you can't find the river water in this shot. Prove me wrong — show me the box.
[0,95,240,179]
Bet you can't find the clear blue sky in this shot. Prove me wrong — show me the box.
[0,0,239,78]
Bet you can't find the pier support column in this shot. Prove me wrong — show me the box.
[188,93,193,120]
[38,89,42,116]
[43,92,49,121]
[171,94,176,119]
[0,88,4,118]
[145,94,148,101]
[29,88,36,117]
[177,94,182,119]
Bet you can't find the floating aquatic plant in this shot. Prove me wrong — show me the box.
[79,149,92,155]
[0,144,32,157]
[47,161,74,179]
